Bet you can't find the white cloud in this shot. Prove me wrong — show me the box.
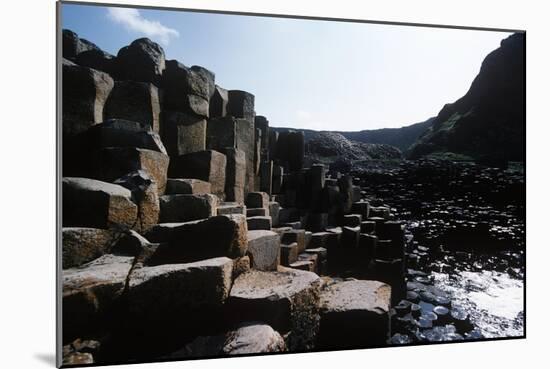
[107,8,179,45]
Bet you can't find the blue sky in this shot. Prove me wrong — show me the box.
[61,3,512,131]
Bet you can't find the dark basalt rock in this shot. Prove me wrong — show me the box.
[409,33,525,161]
[113,38,166,85]
[75,49,115,74]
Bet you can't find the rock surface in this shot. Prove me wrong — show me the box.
[227,268,321,351]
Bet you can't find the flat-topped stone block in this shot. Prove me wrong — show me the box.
[247,216,272,231]
[318,280,391,349]
[226,268,321,351]
[247,230,280,271]
[159,193,218,223]
[165,178,211,195]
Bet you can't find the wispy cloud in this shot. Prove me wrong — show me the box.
[107,8,179,45]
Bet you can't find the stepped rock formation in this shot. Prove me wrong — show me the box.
[409,33,525,161]
[60,29,428,365]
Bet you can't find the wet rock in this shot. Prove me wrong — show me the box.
[145,214,248,264]
[411,303,422,318]
[451,308,475,334]
[390,333,412,345]
[406,291,420,303]
[226,268,321,351]
[104,81,160,133]
[159,193,218,223]
[247,230,280,271]
[318,280,391,349]
[433,306,451,324]
[62,177,138,229]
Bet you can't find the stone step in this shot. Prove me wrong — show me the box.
[247,230,280,271]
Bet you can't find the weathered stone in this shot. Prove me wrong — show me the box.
[359,233,378,256]
[114,38,166,85]
[111,229,157,258]
[303,247,327,260]
[113,170,160,232]
[103,81,160,133]
[162,61,214,116]
[255,116,270,154]
[62,227,120,269]
[160,111,206,156]
[84,119,167,154]
[246,191,269,209]
[75,48,115,74]
[247,216,272,231]
[280,242,299,266]
[227,90,255,120]
[92,147,169,195]
[169,150,226,198]
[233,255,251,279]
[166,322,285,359]
[62,29,100,60]
[209,85,228,118]
[247,230,280,271]
[227,268,321,350]
[165,178,211,195]
[260,161,273,195]
[309,232,333,249]
[352,185,362,202]
[63,177,138,229]
[63,254,135,342]
[221,148,246,203]
[217,202,247,216]
[62,63,114,138]
[206,116,238,151]
[159,194,218,223]
[281,229,306,253]
[282,221,302,230]
[269,201,280,227]
[127,257,233,342]
[145,215,248,264]
[318,280,391,349]
[63,352,94,366]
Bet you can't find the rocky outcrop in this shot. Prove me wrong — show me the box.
[60,29,416,364]
[409,33,525,161]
